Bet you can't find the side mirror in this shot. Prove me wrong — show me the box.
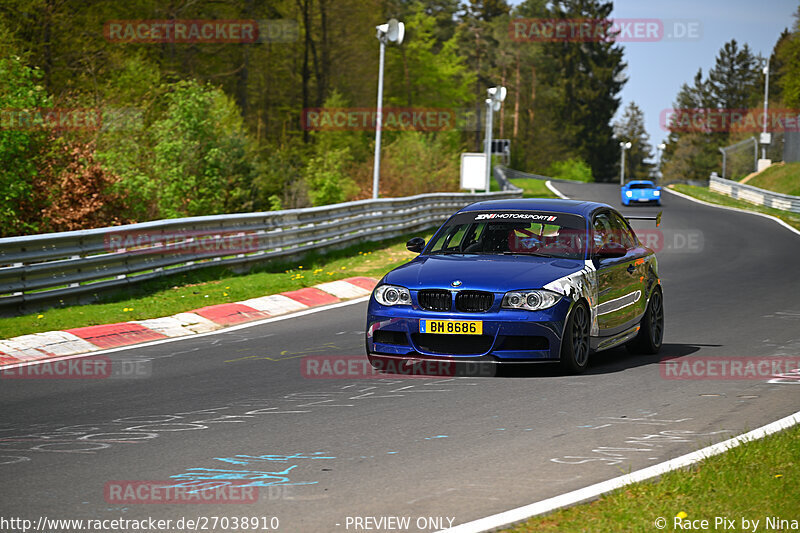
[406,237,425,253]
[597,242,627,258]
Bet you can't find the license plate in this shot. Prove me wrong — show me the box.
[420,319,482,335]
[637,198,650,202]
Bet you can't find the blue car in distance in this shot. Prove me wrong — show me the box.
[621,180,661,206]
[365,198,664,374]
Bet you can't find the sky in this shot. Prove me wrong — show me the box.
[509,0,796,158]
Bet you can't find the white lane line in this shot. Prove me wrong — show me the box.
[440,409,800,533]
[664,187,800,238]
[545,180,569,199]
[0,296,370,371]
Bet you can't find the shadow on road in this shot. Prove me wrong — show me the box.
[495,343,720,378]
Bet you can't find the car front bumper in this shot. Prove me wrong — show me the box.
[366,297,572,363]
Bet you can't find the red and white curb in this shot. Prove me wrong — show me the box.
[0,277,377,367]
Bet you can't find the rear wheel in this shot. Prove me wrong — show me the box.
[626,287,664,354]
[560,302,591,374]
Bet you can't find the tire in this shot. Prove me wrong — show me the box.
[626,286,664,355]
[560,302,591,374]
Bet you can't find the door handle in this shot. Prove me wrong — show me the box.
[626,264,636,274]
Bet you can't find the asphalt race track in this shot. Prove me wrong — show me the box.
[2,182,799,532]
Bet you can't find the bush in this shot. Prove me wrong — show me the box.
[151,80,261,218]
[367,131,461,197]
[36,137,130,232]
[251,143,309,210]
[547,157,593,182]
[304,147,359,206]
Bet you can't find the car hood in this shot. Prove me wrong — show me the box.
[382,254,585,292]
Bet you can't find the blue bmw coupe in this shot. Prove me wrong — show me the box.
[365,198,663,374]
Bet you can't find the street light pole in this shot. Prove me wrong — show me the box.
[761,58,770,160]
[657,142,666,184]
[619,141,631,186]
[484,97,493,192]
[483,86,507,192]
[372,19,404,200]
[372,38,386,200]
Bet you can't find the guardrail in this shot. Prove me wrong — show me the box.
[0,190,521,311]
[709,174,800,213]
[493,166,523,192]
[497,166,584,183]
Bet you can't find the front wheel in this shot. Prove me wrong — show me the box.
[626,287,664,355]
[560,302,591,374]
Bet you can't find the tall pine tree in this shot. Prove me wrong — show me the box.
[613,102,653,180]
[541,0,627,181]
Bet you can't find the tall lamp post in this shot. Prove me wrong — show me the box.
[656,142,666,183]
[484,86,507,192]
[761,58,770,160]
[372,18,404,199]
[619,141,631,186]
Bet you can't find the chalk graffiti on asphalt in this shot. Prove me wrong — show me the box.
[0,378,474,466]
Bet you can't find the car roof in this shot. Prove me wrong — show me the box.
[458,198,609,218]
[624,180,656,186]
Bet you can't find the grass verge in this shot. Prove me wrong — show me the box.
[744,162,800,196]
[0,230,433,339]
[491,177,559,198]
[504,423,800,532]
[669,184,800,232]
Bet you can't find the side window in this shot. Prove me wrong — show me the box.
[593,213,612,252]
[608,212,637,249]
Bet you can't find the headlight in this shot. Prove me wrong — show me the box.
[653,190,660,196]
[374,284,411,306]
[625,191,633,197]
[502,290,562,311]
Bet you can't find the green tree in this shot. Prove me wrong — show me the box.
[661,133,719,183]
[614,102,654,180]
[386,3,475,109]
[775,10,800,108]
[662,38,765,183]
[540,0,627,181]
[0,56,51,236]
[708,39,761,112]
[152,81,260,218]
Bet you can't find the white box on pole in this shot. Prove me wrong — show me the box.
[460,152,486,191]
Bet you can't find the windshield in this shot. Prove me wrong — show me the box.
[628,183,656,189]
[426,211,587,260]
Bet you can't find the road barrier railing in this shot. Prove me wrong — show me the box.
[709,174,800,213]
[0,190,521,311]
